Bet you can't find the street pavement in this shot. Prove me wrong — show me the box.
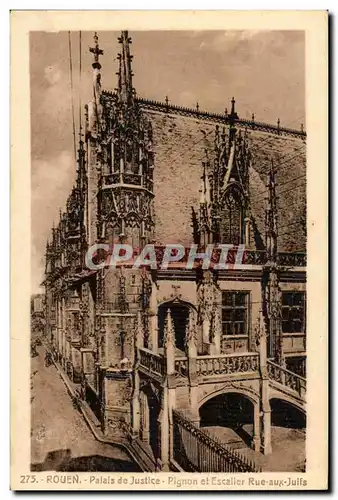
[30,345,140,472]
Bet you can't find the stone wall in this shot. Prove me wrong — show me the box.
[143,108,306,253]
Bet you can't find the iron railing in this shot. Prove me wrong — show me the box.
[172,410,260,472]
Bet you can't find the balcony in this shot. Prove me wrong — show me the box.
[103,172,145,188]
[277,252,307,268]
[139,348,165,380]
[139,349,260,382]
[195,352,259,377]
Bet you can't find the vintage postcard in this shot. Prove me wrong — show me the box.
[11,10,328,491]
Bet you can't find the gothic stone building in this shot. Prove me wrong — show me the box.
[44,32,306,471]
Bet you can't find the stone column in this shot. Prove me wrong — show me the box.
[131,313,142,439]
[186,309,200,425]
[157,383,170,471]
[131,369,141,439]
[202,318,210,345]
[261,386,272,455]
[150,282,158,353]
[100,369,107,434]
[164,309,175,377]
[252,402,261,451]
[209,306,222,356]
[140,392,150,444]
[156,309,175,470]
[258,311,272,454]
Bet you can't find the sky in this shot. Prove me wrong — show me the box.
[30,30,305,293]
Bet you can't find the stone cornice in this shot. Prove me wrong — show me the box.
[101,90,306,140]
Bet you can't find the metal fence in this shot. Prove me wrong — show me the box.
[172,410,261,472]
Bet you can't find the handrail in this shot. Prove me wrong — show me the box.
[267,359,306,398]
[172,409,261,472]
[196,352,258,360]
[267,360,306,383]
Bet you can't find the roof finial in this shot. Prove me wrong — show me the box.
[117,31,134,105]
[231,96,236,115]
[89,32,103,70]
[265,158,278,263]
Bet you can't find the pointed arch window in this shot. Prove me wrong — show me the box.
[220,186,244,245]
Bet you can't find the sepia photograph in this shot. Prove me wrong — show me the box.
[10,10,328,491]
[30,27,307,474]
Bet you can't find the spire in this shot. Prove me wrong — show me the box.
[231,96,236,116]
[89,32,103,98]
[164,308,175,375]
[164,308,175,349]
[265,159,278,262]
[117,31,134,105]
[229,97,238,144]
[76,127,86,193]
[199,161,211,220]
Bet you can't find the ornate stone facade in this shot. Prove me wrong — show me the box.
[44,31,307,468]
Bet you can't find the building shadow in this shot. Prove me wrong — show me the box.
[31,448,141,472]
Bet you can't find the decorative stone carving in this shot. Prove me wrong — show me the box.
[197,271,219,324]
[184,308,198,354]
[210,304,222,344]
[114,377,132,407]
[163,309,175,350]
[118,268,129,314]
[107,416,126,431]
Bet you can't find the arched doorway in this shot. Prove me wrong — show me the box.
[199,392,255,449]
[270,399,306,429]
[158,300,192,353]
[269,398,306,471]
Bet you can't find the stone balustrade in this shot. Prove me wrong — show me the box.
[267,359,306,399]
[139,348,165,377]
[175,357,188,377]
[196,352,260,377]
[277,252,307,268]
